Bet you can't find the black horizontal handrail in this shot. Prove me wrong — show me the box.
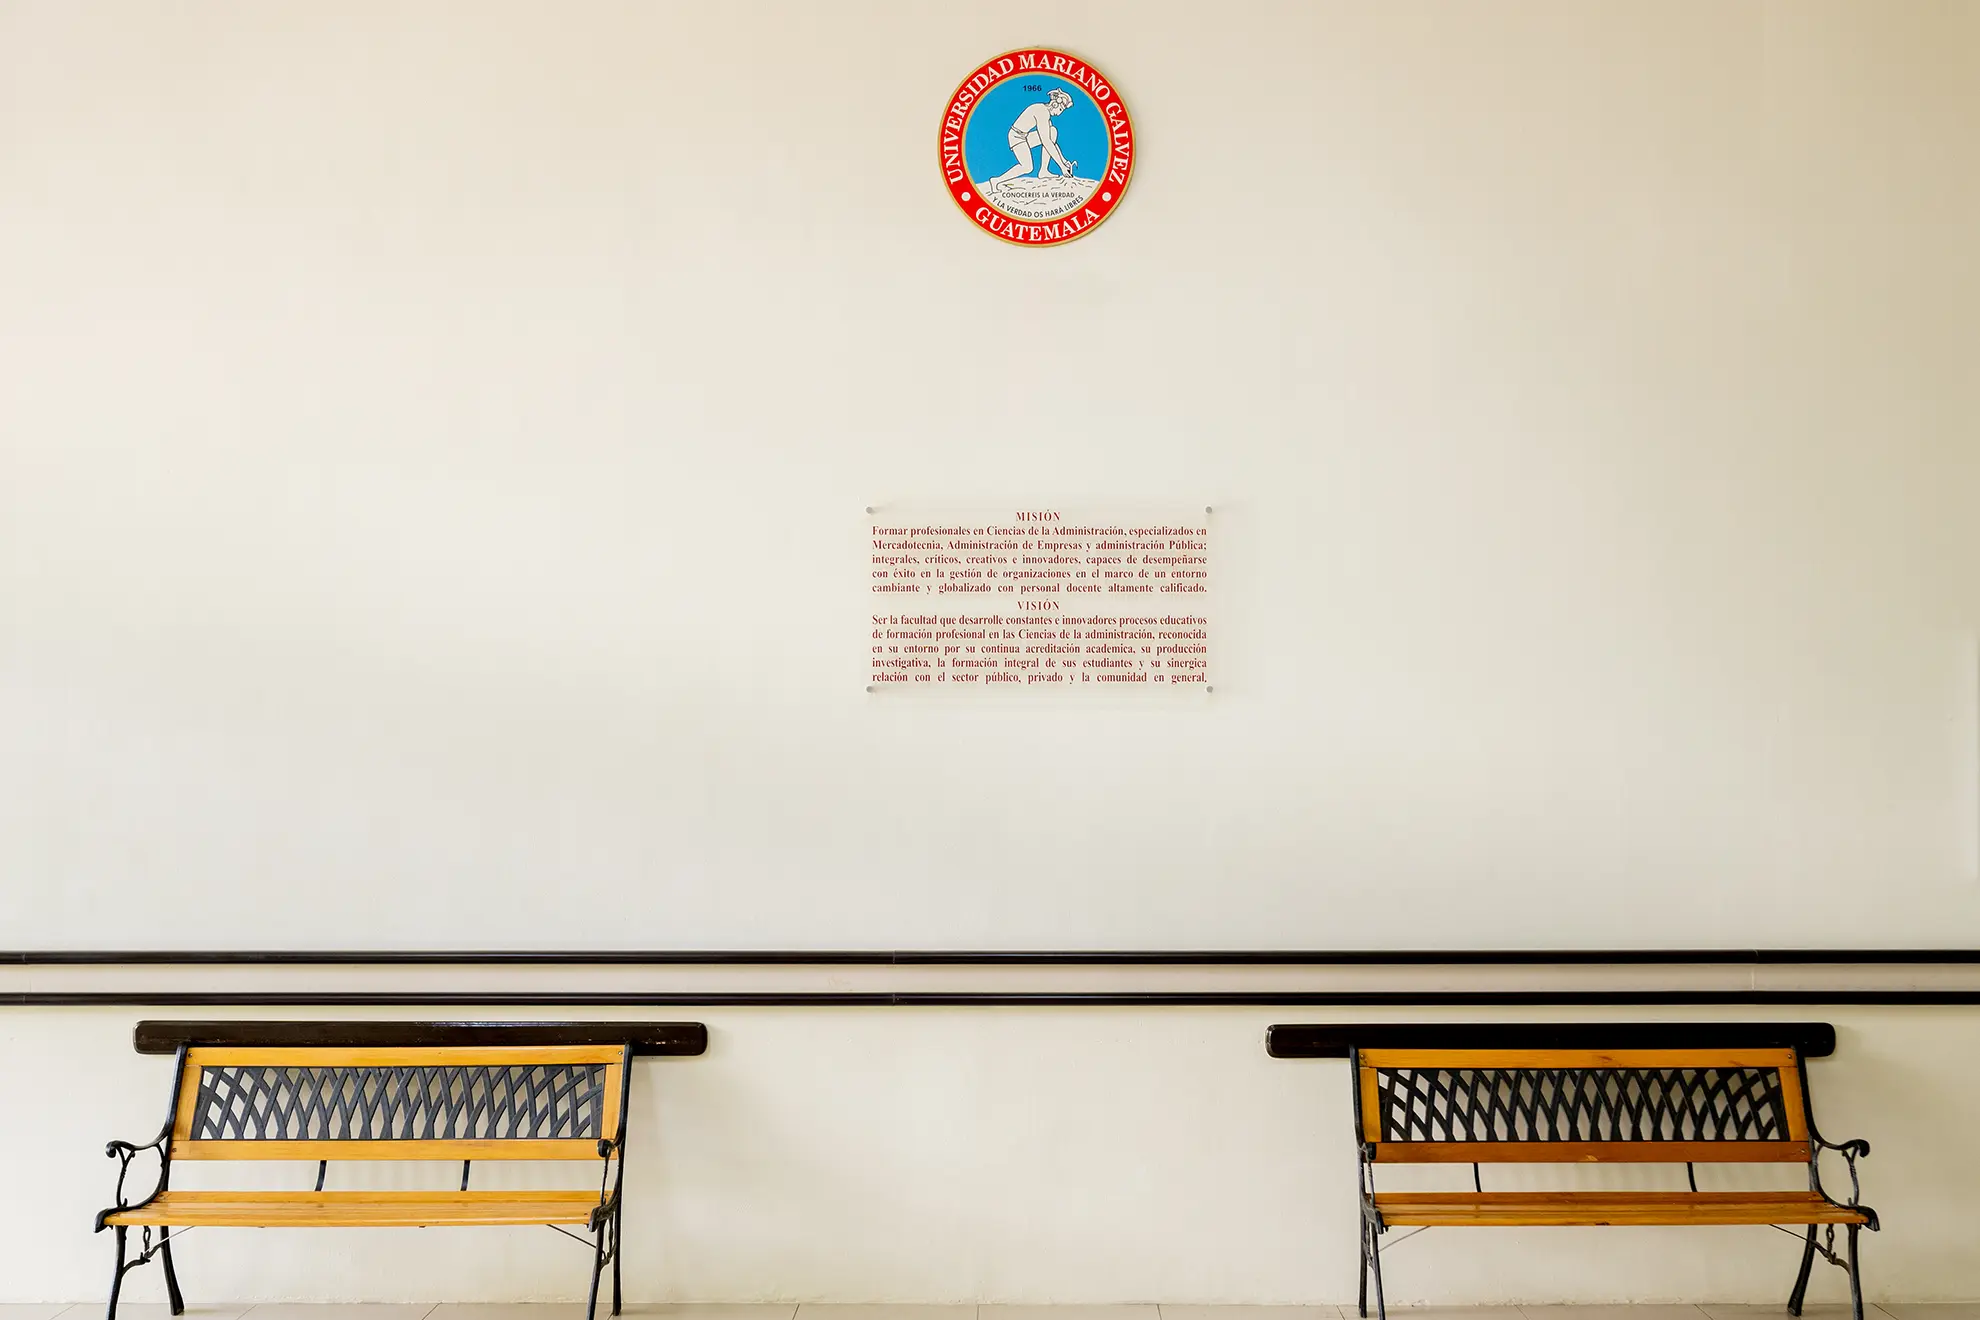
[10,948,1980,966]
[7,990,1978,1008]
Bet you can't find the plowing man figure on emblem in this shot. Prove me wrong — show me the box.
[989,88,1077,193]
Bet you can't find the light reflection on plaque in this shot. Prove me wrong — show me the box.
[868,507,1212,692]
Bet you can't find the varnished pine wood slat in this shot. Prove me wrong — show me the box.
[104,1190,604,1228]
[1356,1048,1798,1070]
[1372,1190,1869,1227]
[170,1057,203,1144]
[131,1189,605,1203]
[1774,1056,1812,1142]
[1378,1207,1868,1226]
[172,1138,604,1161]
[1369,1140,1811,1164]
[184,1045,628,1067]
[599,1062,623,1144]
[1359,1061,1382,1144]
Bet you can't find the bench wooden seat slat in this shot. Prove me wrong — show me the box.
[1367,1140,1812,1164]
[104,1189,608,1229]
[1373,1190,1871,1227]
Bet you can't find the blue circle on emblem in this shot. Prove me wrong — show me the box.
[964,76,1112,223]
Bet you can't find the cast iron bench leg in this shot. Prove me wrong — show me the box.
[104,1227,127,1320]
[1357,1218,1368,1318]
[1367,1222,1386,1320]
[612,1201,625,1316]
[160,1226,185,1315]
[1847,1224,1864,1320]
[585,1220,608,1320]
[1788,1224,1817,1314]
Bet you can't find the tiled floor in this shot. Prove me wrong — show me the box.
[6,1306,1977,1320]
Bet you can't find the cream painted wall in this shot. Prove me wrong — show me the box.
[3,0,1978,952]
[2,1004,1977,1304]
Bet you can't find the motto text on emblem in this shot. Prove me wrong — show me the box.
[940,48,1135,247]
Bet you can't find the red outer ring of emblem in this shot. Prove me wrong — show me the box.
[938,47,1135,247]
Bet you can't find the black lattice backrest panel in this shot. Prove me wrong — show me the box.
[172,1045,627,1159]
[1358,1048,1811,1163]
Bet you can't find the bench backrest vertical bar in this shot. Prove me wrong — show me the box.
[157,1044,190,1196]
[1778,1047,1813,1147]
[615,1041,634,1150]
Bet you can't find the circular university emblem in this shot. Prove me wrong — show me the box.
[939,48,1135,247]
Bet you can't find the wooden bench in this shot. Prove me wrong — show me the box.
[1342,1043,1876,1318]
[96,1042,635,1319]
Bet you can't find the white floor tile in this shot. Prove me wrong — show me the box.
[796,1308,974,1320]
[615,1309,798,1320]
[1369,1310,1522,1320]
[1161,1307,1342,1320]
[1701,1308,1895,1320]
[1884,1310,1980,1320]
[101,1309,251,1320]
[242,1308,437,1320]
[424,1308,587,1320]
[1521,1310,1706,1320]
[0,1308,77,1320]
[981,1308,1160,1320]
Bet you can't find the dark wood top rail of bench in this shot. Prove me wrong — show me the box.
[1267,1021,1836,1058]
[134,1019,707,1056]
